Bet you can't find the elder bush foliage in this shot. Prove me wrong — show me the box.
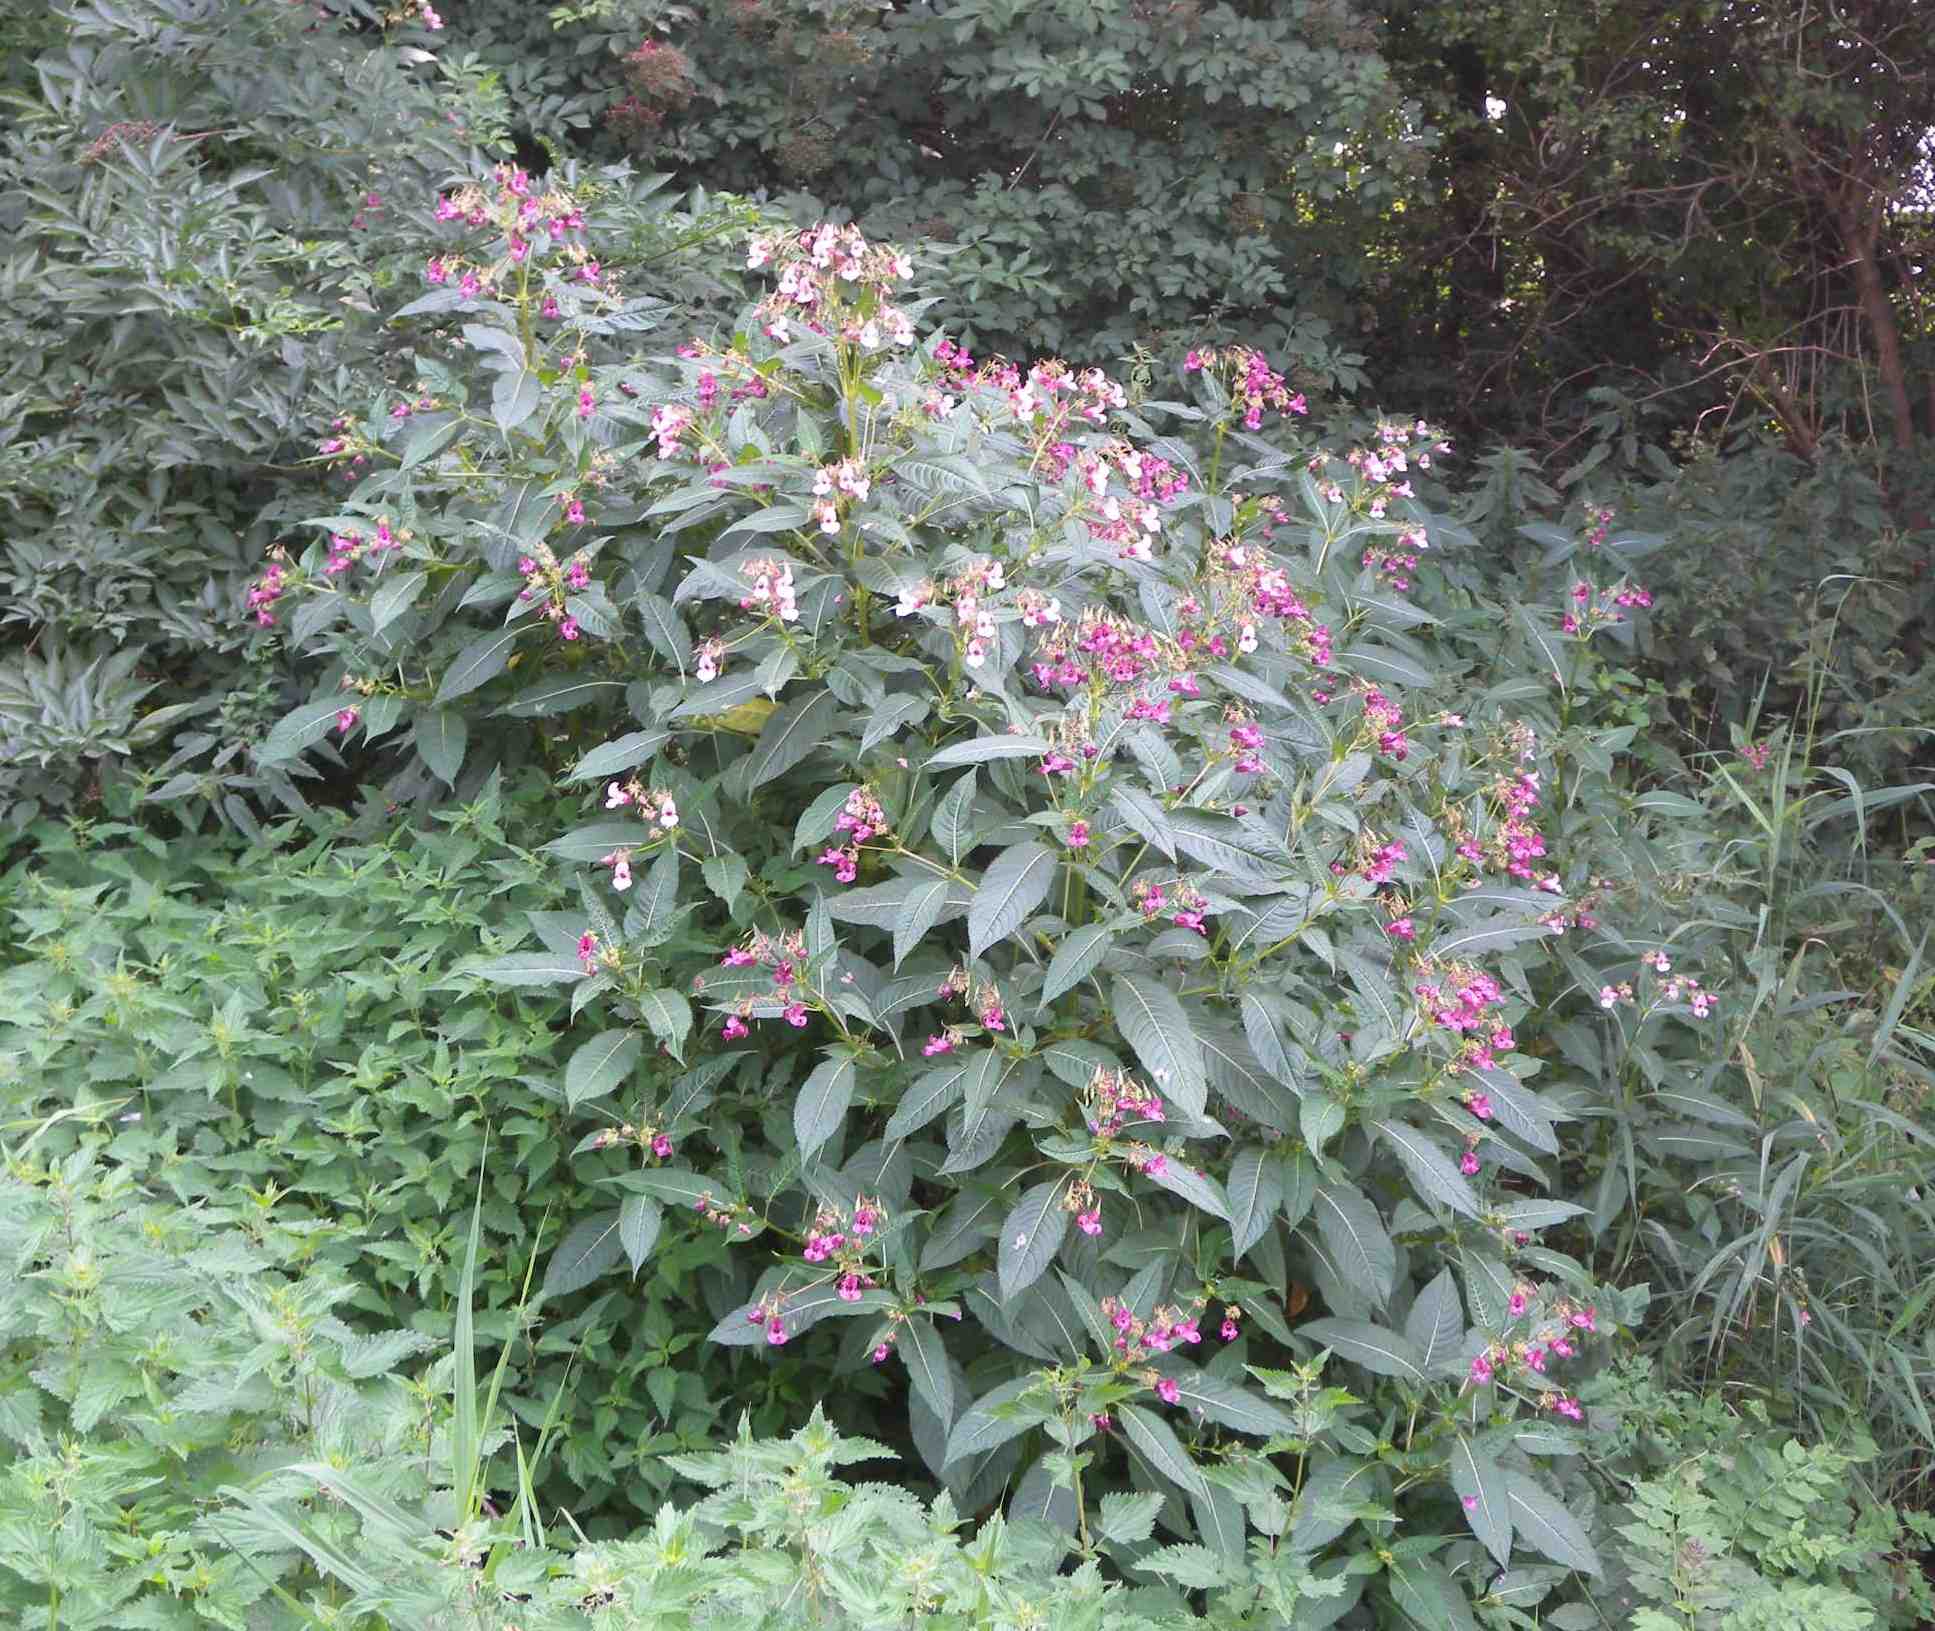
[223,158,1772,1619]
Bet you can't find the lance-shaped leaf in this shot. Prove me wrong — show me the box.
[997,1177,1070,1303]
[969,841,1055,958]
[1116,1402,1208,1499]
[1298,1318,1427,1383]
[1405,1267,1466,1377]
[565,1029,640,1109]
[435,625,519,705]
[944,1375,1051,1466]
[1375,1119,1480,1218]
[1312,1182,1395,1306]
[896,1317,953,1426]
[744,687,837,789]
[1040,923,1114,1005]
[618,1193,662,1279]
[1507,1475,1601,1575]
[1142,1156,1229,1221]
[926,734,1050,767]
[1226,1146,1282,1262]
[543,1208,624,1299]
[636,990,693,1062]
[1112,974,1207,1116]
[1146,1365,1297,1438]
[1450,1437,1513,1570]
[895,875,955,968]
[794,1054,857,1160]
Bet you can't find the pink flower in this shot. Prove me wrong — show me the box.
[1076,1207,1102,1236]
[1154,1377,1181,1405]
[566,500,586,525]
[1468,1351,1494,1385]
[1462,1494,1478,1513]
[871,1342,892,1364]
[1459,1149,1480,1176]
[922,1033,954,1057]
[577,386,594,419]
[783,1002,809,1028]
[576,931,600,973]
[1507,1291,1529,1319]
[1466,1093,1493,1121]
[1550,1394,1583,1421]
[335,707,359,735]
[1384,917,1415,941]
[766,1316,788,1346]
[1569,1306,1597,1332]
[837,1273,864,1302]
[558,618,581,641]
[721,1015,750,1041]
[1066,820,1090,850]
[1219,1318,1239,1341]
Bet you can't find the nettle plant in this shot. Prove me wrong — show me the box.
[258,168,1679,1619]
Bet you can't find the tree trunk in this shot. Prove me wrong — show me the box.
[1829,181,1917,454]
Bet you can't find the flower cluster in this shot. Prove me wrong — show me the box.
[428,164,599,304]
[1030,608,1172,697]
[1083,1065,1168,1140]
[1184,345,1309,429]
[809,456,871,534]
[713,928,813,1036]
[1198,540,1335,669]
[245,558,288,627]
[1600,950,1717,1018]
[517,544,594,639]
[933,343,1127,451]
[586,1122,677,1161]
[1451,763,1555,887]
[816,785,890,883]
[1413,963,1518,1079]
[746,222,916,346]
[1561,577,1654,635]
[737,557,800,623]
[1131,877,1212,936]
[1465,1285,1601,1423]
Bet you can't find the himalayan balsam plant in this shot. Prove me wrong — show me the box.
[253,164,1695,1623]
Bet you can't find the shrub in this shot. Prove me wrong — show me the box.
[229,153,1775,1615]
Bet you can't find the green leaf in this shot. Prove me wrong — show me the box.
[1041,923,1114,1005]
[997,1177,1070,1302]
[969,841,1056,958]
[1405,1268,1465,1376]
[568,730,671,783]
[1142,1157,1229,1221]
[1506,1475,1601,1575]
[435,625,519,705]
[415,709,468,785]
[566,1029,641,1108]
[1299,1318,1427,1382]
[261,697,348,763]
[1385,1556,1480,1631]
[1149,1367,1297,1438]
[794,1054,857,1160]
[926,734,1050,767]
[895,875,954,968]
[469,952,584,987]
[1450,1438,1513,1570]
[636,592,692,671]
[897,1318,953,1425]
[637,990,693,1062]
[1338,643,1434,688]
[1374,1120,1480,1218]
[1096,1490,1165,1546]
[1111,974,1207,1116]
[944,1375,1048,1466]
[1226,1145,1282,1261]
[1312,1183,1395,1306]
[544,1208,624,1299]
[930,771,979,864]
[369,569,427,634]
[745,687,838,789]
[618,1193,662,1279]
[1116,1401,1208,1498]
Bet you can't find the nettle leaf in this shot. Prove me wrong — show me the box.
[1097,1490,1165,1546]
[1111,974,1207,1116]
[565,1029,641,1108]
[1312,1183,1396,1306]
[998,1177,1071,1303]
[1374,1119,1480,1218]
[794,1054,858,1160]
[1450,1437,1513,1570]
[1506,1475,1601,1575]
[1226,1145,1282,1261]
[618,1193,663,1279]
[969,841,1056,959]
[1116,1402,1208,1499]
[1040,923,1114,1005]
[1298,1318,1427,1383]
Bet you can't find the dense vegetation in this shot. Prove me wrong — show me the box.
[1,1,1930,1627]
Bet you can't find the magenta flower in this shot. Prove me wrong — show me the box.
[721,1015,749,1041]
[1154,1377,1181,1405]
[651,1134,673,1160]
[1076,1207,1102,1237]
[765,1316,788,1346]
